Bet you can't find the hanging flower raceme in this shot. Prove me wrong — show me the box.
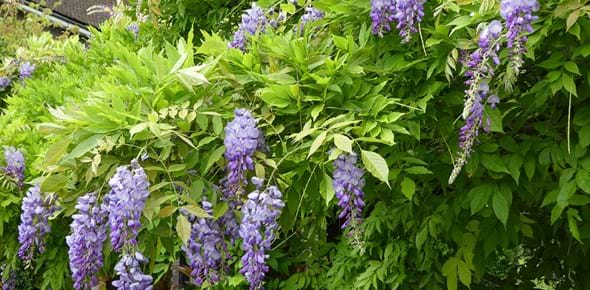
[17,185,58,265]
[239,178,284,290]
[393,0,425,42]
[127,22,139,38]
[222,108,261,196]
[370,0,425,42]
[333,153,365,231]
[106,160,150,251]
[18,62,35,81]
[112,252,153,290]
[105,160,153,289]
[1,267,15,290]
[370,0,395,36]
[449,21,503,184]
[0,77,10,90]
[182,199,225,286]
[221,108,263,241]
[3,146,25,188]
[500,0,539,74]
[66,192,108,290]
[300,6,324,27]
[229,3,268,50]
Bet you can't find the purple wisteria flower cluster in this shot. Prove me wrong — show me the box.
[370,0,425,42]
[181,199,225,286]
[66,192,108,290]
[239,177,284,290]
[0,77,10,90]
[449,21,503,184]
[106,160,150,251]
[17,185,58,265]
[229,3,268,50]
[221,108,264,241]
[333,153,365,231]
[106,160,153,289]
[1,267,15,290]
[127,23,140,38]
[500,0,539,74]
[300,6,324,29]
[18,62,35,81]
[3,146,25,188]
[112,252,153,290]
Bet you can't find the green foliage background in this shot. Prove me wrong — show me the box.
[2,0,590,289]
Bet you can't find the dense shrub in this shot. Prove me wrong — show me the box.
[2,0,590,289]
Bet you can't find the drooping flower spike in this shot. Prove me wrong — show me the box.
[18,62,35,81]
[229,3,268,50]
[500,0,539,75]
[221,108,264,241]
[105,160,153,289]
[66,192,108,290]
[333,153,365,231]
[105,159,150,251]
[181,198,225,286]
[449,21,503,184]
[3,146,25,188]
[239,177,284,290]
[17,185,59,265]
[370,0,425,42]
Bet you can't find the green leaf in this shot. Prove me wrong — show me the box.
[41,174,68,193]
[481,154,509,173]
[182,204,211,218]
[333,134,353,154]
[457,260,471,287]
[361,150,390,186]
[168,163,187,172]
[416,226,428,251]
[176,215,191,246]
[442,258,458,290]
[579,125,590,147]
[213,202,229,219]
[42,138,71,168]
[507,154,523,184]
[562,73,577,96]
[564,61,580,75]
[404,166,432,175]
[493,190,509,227]
[567,208,582,243]
[469,184,493,215]
[65,135,102,160]
[320,172,335,206]
[401,177,416,200]
[576,169,590,194]
[524,155,536,181]
[130,123,148,136]
[204,146,225,173]
[308,131,327,158]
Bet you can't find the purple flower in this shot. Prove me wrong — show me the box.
[105,160,150,252]
[333,153,365,230]
[239,179,284,290]
[370,0,425,42]
[17,185,58,264]
[229,4,267,50]
[3,146,25,188]
[18,62,35,81]
[393,0,425,42]
[220,109,262,242]
[301,6,324,26]
[500,0,539,74]
[112,252,153,290]
[449,21,503,184]
[127,23,139,38]
[181,199,225,286]
[222,109,260,194]
[370,0,396,37]
[66,192,108,290]
[0,77,11,90]
[1,267,15,290]
[487,94,500,109]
